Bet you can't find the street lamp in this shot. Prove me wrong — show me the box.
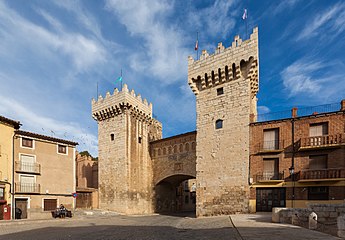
[289,167,295,208]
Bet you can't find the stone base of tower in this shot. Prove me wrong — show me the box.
[196,186,249,217]
[99,190,154,215]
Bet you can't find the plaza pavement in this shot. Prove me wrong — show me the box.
[0,212,341,240]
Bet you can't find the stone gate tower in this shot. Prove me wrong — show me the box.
[188,27,259,216]
[92,84,162,214]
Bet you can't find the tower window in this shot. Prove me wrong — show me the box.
[217,87,224,95]
[215,119,223,129]
[110,134,114,141]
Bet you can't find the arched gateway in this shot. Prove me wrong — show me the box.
[92,27,259,217]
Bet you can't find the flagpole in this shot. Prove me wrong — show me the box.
[120,69,123,92]
[196,31,199,60]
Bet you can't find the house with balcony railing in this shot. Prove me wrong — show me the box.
[249,99,345,213]
[13,130,77,219]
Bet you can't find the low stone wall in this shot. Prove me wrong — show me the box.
[272,203,345,238]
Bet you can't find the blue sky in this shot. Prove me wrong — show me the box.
[1,0,345,157]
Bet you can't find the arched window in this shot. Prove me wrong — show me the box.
[216,119,223,129]
[179,144,183,152]
[185,143,190,151]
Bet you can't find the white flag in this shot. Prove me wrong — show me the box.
[242,9,247,20]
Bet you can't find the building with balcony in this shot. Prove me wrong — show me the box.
[13,130,78,219]
[0,116,20,220]
[249,100,345,212]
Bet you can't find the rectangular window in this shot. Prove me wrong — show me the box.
[263,158,279,180]
[58,145,67,154]
[22,137,33,148]
[19,175,35,192]
[217,87,224,95]
[309,123,328,137]
[44,199,57,211]
[20,154,35,172]
[309,155,327,169]
[0,187,4,200]
[263,128,279,150]
[308,186,328,200]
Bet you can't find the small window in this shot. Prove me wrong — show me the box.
[138,137,142,144]
[217,87,224,95]
[215,119,223,129]
[44,199,57,211]
[58,144,67,154]
[308,186,328,200]
[22,137,33,148]
[0,188,4,200]
[110,134,114,141]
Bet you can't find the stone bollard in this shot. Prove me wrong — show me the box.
[272,207,284,223]
[337,215,345,238]
[309,212,318,230]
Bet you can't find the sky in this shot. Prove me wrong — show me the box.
[1,0,345,157]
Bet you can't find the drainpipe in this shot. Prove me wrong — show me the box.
[11,132,15,219]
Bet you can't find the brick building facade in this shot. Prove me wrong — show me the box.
[249,103,345,212]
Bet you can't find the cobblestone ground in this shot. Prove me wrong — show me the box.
[0,213,341,240]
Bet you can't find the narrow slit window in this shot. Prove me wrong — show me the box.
[215,119,223,129]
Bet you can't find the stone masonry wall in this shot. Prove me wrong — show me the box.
[92,84,162,214]
[188,28,259,216]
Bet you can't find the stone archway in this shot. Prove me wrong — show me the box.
[154,174,196,214]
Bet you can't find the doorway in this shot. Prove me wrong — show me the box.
[15,198,28,219]
[256,188,285,212]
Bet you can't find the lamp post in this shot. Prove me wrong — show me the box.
[289,166,295,208]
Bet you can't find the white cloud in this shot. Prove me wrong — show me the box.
[281,58,345,103]
[0,95,98,156]
[105,0,190,83]
[0,1,107,73]
[257,106,270,114]
[297,2,345,41]
[187,0,237,39]
[272,0,301,15]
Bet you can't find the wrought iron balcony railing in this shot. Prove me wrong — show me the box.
[296,168,345,181]
[254,171,285,182]
[255,140,284,153]
[15,161,41,174]
[299,134,345,149]
[15,183,40,193]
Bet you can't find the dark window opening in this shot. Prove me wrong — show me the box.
[217,87,224,95]
[22,138,33,148]
[58,145,67,154]
[215,119,223,129]
[308,186,329,200]
[232,63,236,80]
[0,188,4,200]
[225,66,229,80]
[110,134,114,141]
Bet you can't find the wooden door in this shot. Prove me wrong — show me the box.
[15,199,28,219]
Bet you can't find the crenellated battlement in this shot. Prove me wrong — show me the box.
[188,27,259,96]
[92,84,158,123]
